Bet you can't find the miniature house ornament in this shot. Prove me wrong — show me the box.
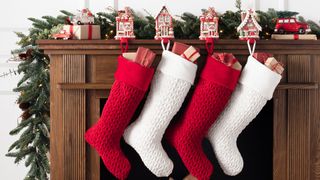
[70,8,95,25]
[237,9,262,40]
[199,7,219,40]
[115,7,135,40]
[154,6,174,40]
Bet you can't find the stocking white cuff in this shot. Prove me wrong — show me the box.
[158,50,197,84]
[239,56,282,100]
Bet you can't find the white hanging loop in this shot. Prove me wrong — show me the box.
[247,39,256,55]
[161,39,170,51]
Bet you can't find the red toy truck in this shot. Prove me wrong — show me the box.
[274,18,311,34]
[52,30,72,40]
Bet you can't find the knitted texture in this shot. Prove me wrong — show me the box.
[85,56,154,179]
[166,56,240,180]
[124,50,197,177]
[207,56,282,176]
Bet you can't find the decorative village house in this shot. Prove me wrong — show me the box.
[115,7,135,40]
[237,9,262,40]
[154,6,174,40]
[199,7,219,40]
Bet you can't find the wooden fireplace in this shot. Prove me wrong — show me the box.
[38,39,320,180]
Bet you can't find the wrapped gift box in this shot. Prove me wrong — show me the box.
[172,42,190,55]
[253,52,273,63]
[122,47,156,67]
[181,46,200,63]
[172,42,200,56]
[265,57,284,75]
[212,53,242,70]
[63,25,101,40]
[271,34,317,40]
[134,47,156,67]
[122,52,136,61]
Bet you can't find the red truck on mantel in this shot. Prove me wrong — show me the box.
[52,30,73,40]
[274,18,311,34]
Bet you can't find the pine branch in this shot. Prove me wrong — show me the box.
[60,10,74,17]
[235,0,242,12]
[42,16,65,26]
[0,69,18,78]
[277,11,299,18]
[28,18,52,30]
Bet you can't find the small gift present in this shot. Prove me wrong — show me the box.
[212,53,242,70]
[172,42,200,63]
[122,52,136,61]
[172,42,190,55]
[181,46,200,63]
[253,52,273,63]
[63,25,101,40]
[122,47,156,67]
[134,47,156,67]
[264,57,284,75]
[271,34,317,40]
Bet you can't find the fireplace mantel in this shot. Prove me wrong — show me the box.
[38,40,320,180]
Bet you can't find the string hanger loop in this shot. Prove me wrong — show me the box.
[120,38,129,53]
[247,38,256,56]
[161,38,171,51]
[205,38,214,56]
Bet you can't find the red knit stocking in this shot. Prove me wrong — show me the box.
[85,56,154,179]
[166,56,240,180]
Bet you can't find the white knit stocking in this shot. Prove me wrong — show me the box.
[208,56,282,176]
[124,50,197,177]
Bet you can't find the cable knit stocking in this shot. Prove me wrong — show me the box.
[208,55,282,176]
[123,50,197,177]
[85,56,154,179]
[166,56,240,180]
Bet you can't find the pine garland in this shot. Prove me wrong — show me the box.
[6,11,70,180]
[7,5,320,180]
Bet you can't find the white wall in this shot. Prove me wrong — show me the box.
[116,0,319,23]
[0,0,319,59]
[0,0,318,179]
[0,62,25,180]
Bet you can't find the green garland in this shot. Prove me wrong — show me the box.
[6,5,320,180]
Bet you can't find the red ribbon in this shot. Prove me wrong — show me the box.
[294,34,299,40]
[88,24,92,40]
[69,24,93,40]
[181,50,199,63]
[271,62,284,71]
[212,53,237,66]
[181,50,198,60]
[69,25,74,35]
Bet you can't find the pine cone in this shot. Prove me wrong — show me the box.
[19,102,30,110]
[21,110,31,120]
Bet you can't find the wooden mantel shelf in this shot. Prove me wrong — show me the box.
[57,82,319,90]
[37,39,320,55]
[40,39,320,180]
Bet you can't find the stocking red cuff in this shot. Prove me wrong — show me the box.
[201,56,241,90]
[115,55,155,91]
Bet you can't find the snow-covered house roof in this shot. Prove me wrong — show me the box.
[116,7,133,21]
[237,9,262,32]
[200,7,218,21]
[155,6,172,20]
